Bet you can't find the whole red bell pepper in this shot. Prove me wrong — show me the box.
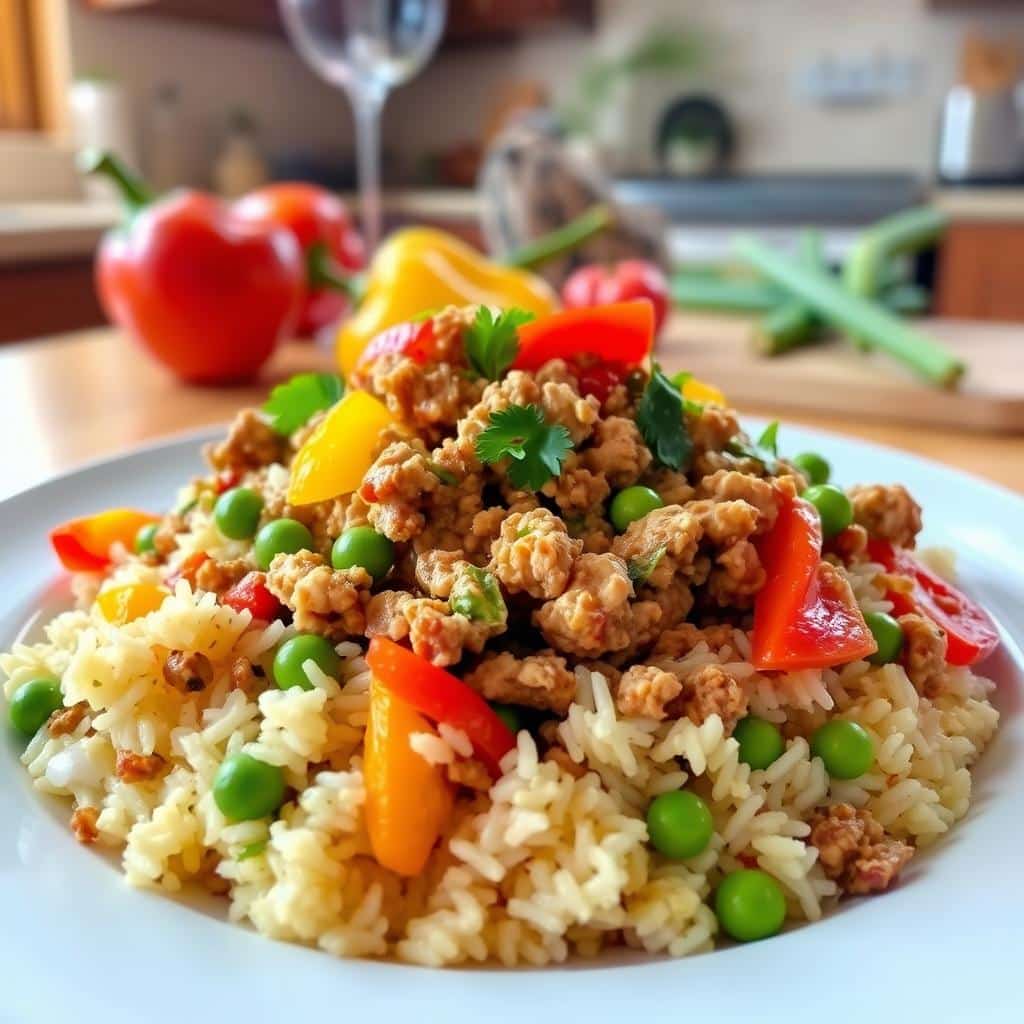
[234,182,365,338]
[366,637,516,778]
[867,539,999,667]
[562,260,670,334]
[512,299,655,372]
[85,151,304,384]
[752,493,876,671]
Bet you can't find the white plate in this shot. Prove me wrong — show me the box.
[1,423,1021,1024]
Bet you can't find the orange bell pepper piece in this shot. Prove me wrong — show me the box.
[50,509,160,572]
[287,390,395,506]
[364,679,454,877]
[96,582,169,625]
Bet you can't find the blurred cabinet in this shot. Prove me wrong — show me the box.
[936,221,1024,321]
[81,0,594,44]
[0,259,105,343]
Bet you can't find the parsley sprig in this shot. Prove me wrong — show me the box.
[727,421,781,473]
[475,404,572,490]
[637,364,693,471]
[263,372,344,436]
[464,307,534,380]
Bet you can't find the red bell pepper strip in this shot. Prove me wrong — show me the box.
[50,509,160,572]
[221,572,283,621]
[867,539,999,666]
[561,260,670,335]
[752,494,877,671]
[356,318,437,369]
[365,637,516,778]
[166,551,209,588]
[512,300,655,372]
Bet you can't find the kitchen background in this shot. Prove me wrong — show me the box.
[3,1,1024,345]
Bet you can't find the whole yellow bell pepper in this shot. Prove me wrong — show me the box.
[96,582,169,625]
[288,389,395,506]
[337,227,558,375]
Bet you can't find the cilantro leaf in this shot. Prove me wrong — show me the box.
[464,307,534,380]
[263,372,344,436]
[637,363,692,471]
[475,404,573,490]
[726,420,781,473]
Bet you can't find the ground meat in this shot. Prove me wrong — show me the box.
[830,524,869,563]
[359,440,439,542]
[266,550,371,640]
[573,511,614,554]
[533,358,579,390]
[464,650,576,714]
[533,553,638,657]
[249,466,353,557]
[668,663,747,732]
[70,806,99,844]
[641,468,694,506]
[454,372,544,464]
[540,454,611,515]
[705,538,765,608]
[194,557,251,596]
[365,590,414,641]
[543,744,588,779]
[151,511,186,560]
[489,508,581,600]
[162,651,214,693]
[538,379,600,445]
[47,701,89,737]
[115,749,166,783]
[898,612,949,696]
[687,403,740,456]
[446,758,492,792]
[415,549,468,598]
[849,483,923,550]
[611,504,703,590]
[416,471,487,555]
[615,665,682,720]
[809,803,914,895]
[400,598,499,667]
[230,656,261,695]
[638,580,694,630]
[581,416,651,488]
[205,408,286,474]
[651,622,740,659]
[694,470,780,534]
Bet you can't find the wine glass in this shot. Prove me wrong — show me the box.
[279,0,448,253]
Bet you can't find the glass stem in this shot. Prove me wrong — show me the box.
[351,85,386,255]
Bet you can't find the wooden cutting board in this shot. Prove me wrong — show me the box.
[659,313,1024,434]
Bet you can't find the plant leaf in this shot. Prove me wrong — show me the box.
[637,363,692,470]
[475,404,573,491]
[464,306,534,380]
[263,372,344,436]
[726,420,781,473]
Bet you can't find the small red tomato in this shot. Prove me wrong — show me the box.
[222,571,283,621]
[575,359,628,404]
[561,260,670,334]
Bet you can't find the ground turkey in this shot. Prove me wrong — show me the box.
[489,508,581,600]
[848,483,923,549]
[616,663,747,731]
[266,550,372,640]
[809,803,914,894]
[464,651,576,714]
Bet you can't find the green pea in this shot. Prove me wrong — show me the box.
[253,518,314,571]
[802,483,853,539]
[791,451,831,486]
[134,522,159,555]
[865,611,904,666]
[609,485,663,533]
[715,869,787,942]
[214,487,264,540]
[8,677,63,738]
[272,634,341,690]
[491,704,522,733]
[331,526,394,582]
[733,716,785,770]
[646,790,714,860]
[811,719,874,780]
[213,753,285,822]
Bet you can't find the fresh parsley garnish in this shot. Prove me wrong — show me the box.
[627,545,667,587]
[637,363,692,471]
[263,372,344,436]
[727,421,781,473]
[475,404,573,490]
[464,306,534,380]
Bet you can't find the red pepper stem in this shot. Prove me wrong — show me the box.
[78,149,153,213]
[504,204,613,271]
[306,241,365,303]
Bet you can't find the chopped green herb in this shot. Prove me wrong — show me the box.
[263,372,344,436]
[727,421,781,473]
[637,364,692,471]
[426,460,458,486]
[450,565,507,625]
[464,306,534,380]
[237,839,268,861]
[627,545,667,586]
[475,404,573,490]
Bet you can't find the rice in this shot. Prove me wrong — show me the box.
[0,563,1000,966]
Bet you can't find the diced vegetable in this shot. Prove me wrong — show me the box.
[221,571,283,621]
[253,518,314,571]
[364,680,454,876]
[791,452,830,486]
[213,486,264,540]
[609,486,663,533]
[272,634,341,690]
[733,716,785,770]
[331,526,394,582]
[134,522,159,555]
[50,509,161,572]
[646,790,713,859]
[512,300,655,372]
[356,318,439,370]
[734,235,964,387]
[802,483,854,539]
[213,753,285,822]
[811,720,874,780]
[95,583,169,625]
[865,611,904,666]
[365,637,516,777]
[9,678,63,738]
[715,870,787,942]
[449,565,507,625]
[867,539,999,667]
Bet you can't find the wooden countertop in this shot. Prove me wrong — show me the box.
[3,321,1022,502]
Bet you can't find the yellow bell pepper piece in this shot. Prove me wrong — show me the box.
[364,679,454,877]
[337,227,558,375]
[96,582,169,625]
[682,376,727,406]
[288,389,395,506]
